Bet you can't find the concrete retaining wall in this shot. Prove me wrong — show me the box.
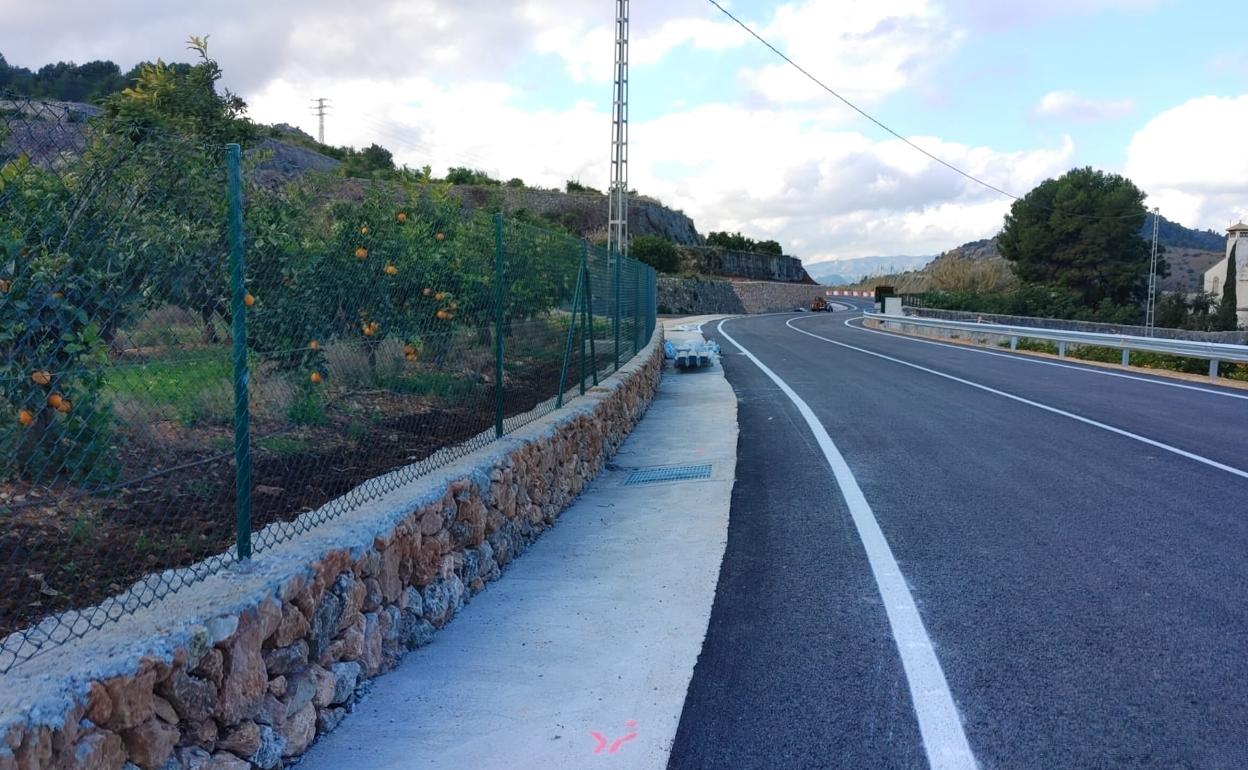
[0,329,665,770]
[658,276,830,315]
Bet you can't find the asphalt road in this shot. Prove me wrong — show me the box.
[667,307,1248,770]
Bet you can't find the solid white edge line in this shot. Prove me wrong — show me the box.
[785,316,1248,481]
[715,317,978,770]
[842,315,1248,402]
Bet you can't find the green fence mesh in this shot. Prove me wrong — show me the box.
[0,96,657,671]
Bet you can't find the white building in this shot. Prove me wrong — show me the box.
[1203,222,1248,327]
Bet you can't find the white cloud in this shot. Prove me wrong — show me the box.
[630,105,1074,258]
[1033,90,1134,121]
[248,76,606,187]
[0,0,1087,259]
[0,0,606,92]
[1125,94,1248,229]
[739,0,963,105]
[946,0,1163,29]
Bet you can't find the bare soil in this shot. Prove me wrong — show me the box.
[0,353,586,640]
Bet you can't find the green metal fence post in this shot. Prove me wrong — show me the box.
[583,244,599,387]
[493,213,506,439]
[556,252,585,409]
[613,249,622,371]
[225,144,252,561]
[634,262,643,351]
[578,247,589,395]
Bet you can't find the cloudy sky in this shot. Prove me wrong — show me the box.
[4,0,1246,264]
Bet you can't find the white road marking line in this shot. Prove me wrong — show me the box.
[842,315,1248,402]
[715,318,978,770]
[785,316,1248,481]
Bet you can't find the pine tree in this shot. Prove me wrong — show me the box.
[1215,242,1239,330]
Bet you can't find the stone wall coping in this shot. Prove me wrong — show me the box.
[0,327,664,738]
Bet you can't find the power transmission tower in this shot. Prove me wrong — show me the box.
[607,0,629,258]
[309,98,331,144]
[1145,207,1160,334]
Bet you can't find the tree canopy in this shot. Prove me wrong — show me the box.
[630,235,680,274]
[0,53,129,102]
[99,37,253,145]
[998,167,1163,308]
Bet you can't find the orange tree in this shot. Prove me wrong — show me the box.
[245,183,486,375]
[0,152,140,483]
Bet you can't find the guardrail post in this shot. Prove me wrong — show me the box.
[1121,349,1130,367]
[1209,359,1220,380]
[493,214,506,439]
[1009,335,1018,351]
[226,144,251,562]
[1058,341,1066,358]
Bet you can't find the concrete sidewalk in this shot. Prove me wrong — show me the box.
[299,318,736,769]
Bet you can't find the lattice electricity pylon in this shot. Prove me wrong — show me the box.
[607,0,629,260]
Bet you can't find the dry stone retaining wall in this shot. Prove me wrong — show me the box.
[0,329,664,770]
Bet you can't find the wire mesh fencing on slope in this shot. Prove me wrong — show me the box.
[0,96,657,671]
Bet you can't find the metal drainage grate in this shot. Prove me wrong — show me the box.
[624,464,713,486]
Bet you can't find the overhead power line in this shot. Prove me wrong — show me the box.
[705,0,1019,201]
[704,0,1146,222]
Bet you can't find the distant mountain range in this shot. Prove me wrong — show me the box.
[805,214,1227,287]
[805,254,937,284]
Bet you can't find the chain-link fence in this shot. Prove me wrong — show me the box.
[0,97,657,671]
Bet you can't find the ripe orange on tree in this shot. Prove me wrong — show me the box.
[384,263,398,276]
[436,309,451,321]
[310,371,323,384]
[435,232,445,242]
[244,293,256,308]
[30,371,51,386]
[435,291,446,301]
[355,246,369,260]
[308,340,320,350]
[17,409,33,427]
[47,394,63,409]
[56,399,71,414]
[396,212,408,223]
[360,225,370,235]
[403,344,416,356]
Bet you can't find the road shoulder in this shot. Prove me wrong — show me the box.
[297,318,737,770]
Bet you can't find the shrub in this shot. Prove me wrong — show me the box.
[445,167,500,186]
[706,231,783,256]
[630,235,680,274]
[565,179,602,195]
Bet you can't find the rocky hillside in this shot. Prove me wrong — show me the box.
[452,185,702,246]
[676,245,813,283]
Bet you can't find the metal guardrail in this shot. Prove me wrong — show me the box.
[864,311,1248,378]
